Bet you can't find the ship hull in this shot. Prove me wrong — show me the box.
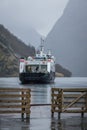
[19,72,55,84]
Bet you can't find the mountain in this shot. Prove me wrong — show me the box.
[11,26,41,48]
[0,41,18,77]
[0,24,35,76]
[55,64,72,77]
[46,0,87,76]
[0,25,35,57]
[0,24,71,77]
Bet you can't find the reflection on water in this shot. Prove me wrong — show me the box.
[21,83,54,104]
[0,77,55,104]
[51,116,87,130]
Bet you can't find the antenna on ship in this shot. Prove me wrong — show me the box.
[40,37,45,56]
[41,37,44,51]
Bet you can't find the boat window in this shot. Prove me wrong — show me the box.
[41,65,47,72]
[26,65,39,72]
[35,57,46,61]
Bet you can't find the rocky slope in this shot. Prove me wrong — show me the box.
[0,42,18,76]
[0,24,35,77]
[0,25,35,57]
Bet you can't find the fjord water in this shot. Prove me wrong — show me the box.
[0,77,87,130]
[0,77,87,104]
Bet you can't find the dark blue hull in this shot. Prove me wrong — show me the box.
[19,72,55,84]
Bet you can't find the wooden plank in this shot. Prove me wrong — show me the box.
[51,88,87,92]
[0,110,31,114]
[0,88,31,92]
[63,88,87,92]
[63,104,85,108]
[0,105,30,108]
[63,94,86,98]
[0,99,30,103]
[51,109,87,113]
[0,94,30,98]
[64,99,85,103]
[63,109,87,113]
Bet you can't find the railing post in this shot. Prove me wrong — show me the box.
[51,88,63,119]
[26,89,31,120]
[81,107,84,118]
[21,90,25,119]
[58,89,63,119]
[51,88,54,118]
[85,92,87,110]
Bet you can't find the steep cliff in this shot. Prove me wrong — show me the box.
[0,42,18,76]
[0,24,35,76]
[0,25,35,57]
[46,0,87,76]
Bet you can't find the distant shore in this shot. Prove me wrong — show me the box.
[55,72,64,77]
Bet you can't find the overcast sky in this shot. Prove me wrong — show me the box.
[0,0,69,37]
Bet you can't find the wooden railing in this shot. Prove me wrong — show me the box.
[0,88,31,119]
[1,87,87,119]
[51,88,87,119]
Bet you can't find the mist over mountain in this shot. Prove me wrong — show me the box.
[12,26,41,48]
[46,0,87,76]
[0,24,71,77]
[0,24,35,57]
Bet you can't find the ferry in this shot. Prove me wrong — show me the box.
[19,45,55,84]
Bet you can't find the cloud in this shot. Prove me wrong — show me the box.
[0,0,69,36]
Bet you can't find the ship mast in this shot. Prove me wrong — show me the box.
[40,37,44,56]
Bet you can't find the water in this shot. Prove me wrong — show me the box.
[0,77,87,130]
[0,77,87,104]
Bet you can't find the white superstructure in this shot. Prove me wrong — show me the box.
[19,45,55,83]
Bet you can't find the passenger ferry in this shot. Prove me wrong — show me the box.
[19,45,55,83]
